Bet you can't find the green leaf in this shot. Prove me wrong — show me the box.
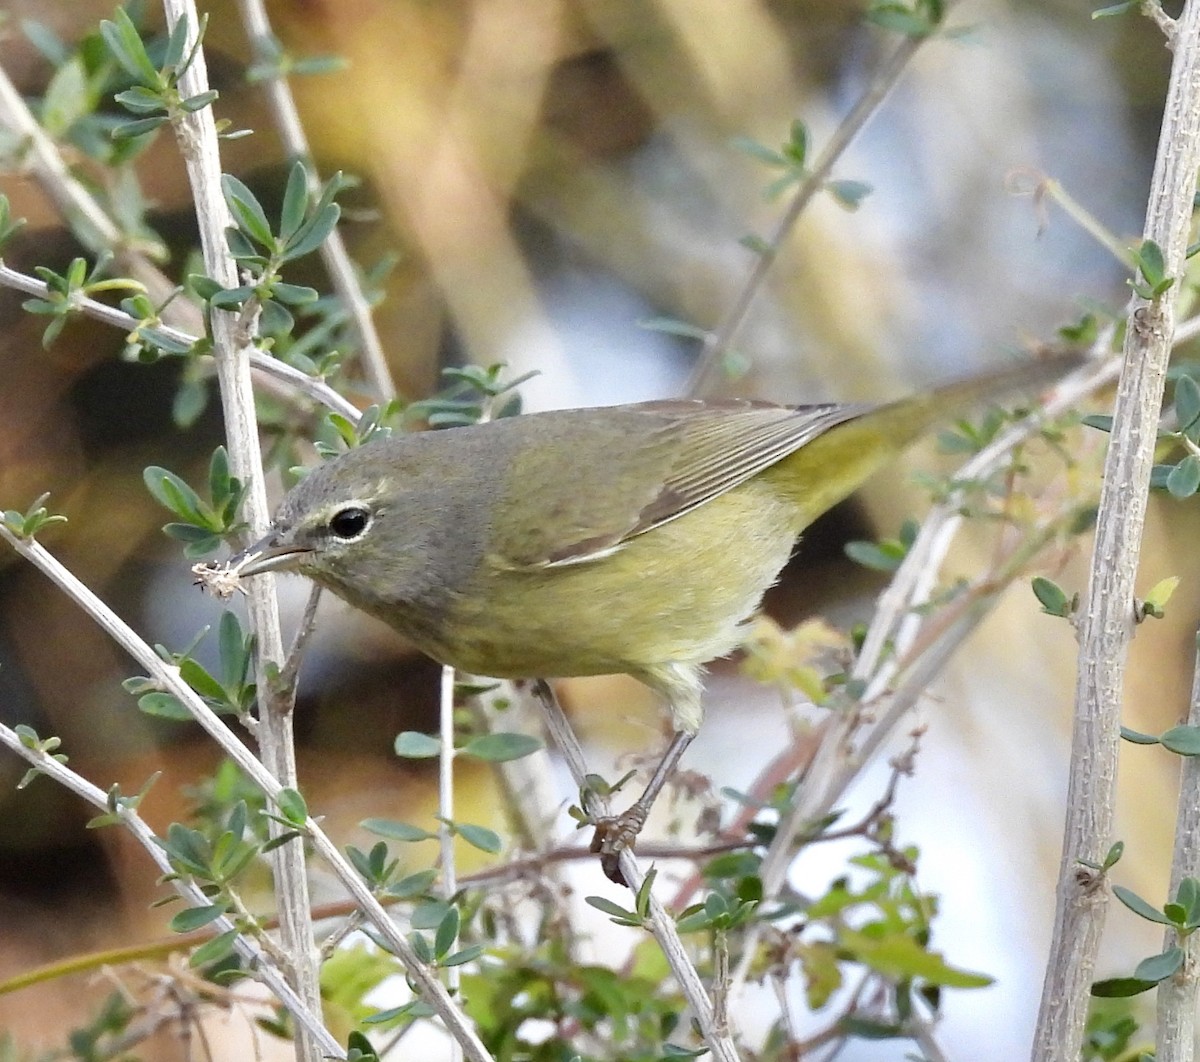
[1177,876,1200,921]
[271,282,319,305]
[279,161,310,243]
[1032,576,1072,617]
[730,135,786,167]
[143,466,205,522]
[208,285,256,310]
[99,10,161,85]
[1175,375,1200,437]
[1090,976,1157,997]
[162,13,191,70]
[112,115,167,140]
[259,299,295,336]
[360,818,437,843]
[1113,885,1172,925]
[411,899,451,930]
[433,907,460,959]
[1161,725,1200,757]
[170,903,228,933]
[386,869,438,898]
[1134,946,1184,983]
[826,179,873,211]
[218,611,249,692]
[459,732,543,762]
[585,895,640,921]
[845,539,904,572]
[1092,1,1139,16]
[842,931,993,988]
[1166,455,1200,498]
[179,659,226,703]
[1081,413,1114,433]
[454,822,501,854]
[276,787,308,825]
[189,927,239,967]
[41,58,92,136]
[114,86,166,115]
[638,316,710,342]
[394,731,441,758]
[1142,575,1180,619]
[1120,726,1160,745]
[180,90,219,113]
[220,174,275,248]
[282,202,340,260]
[1131,238,1174,298]
[138,692,192,720]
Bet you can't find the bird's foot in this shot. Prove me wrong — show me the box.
[590,804,649,886]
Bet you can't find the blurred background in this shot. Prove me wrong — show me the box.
[0,0,1195,1058]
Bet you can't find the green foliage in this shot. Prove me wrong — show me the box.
[1091,1,1140,17]
[185,163,347,339]
[143,446,248,557]
[123,610,256,721]
[1144,371,1200,499]
[244,30,348,83]
[458,946,690,1059]
[11,723,69,790]
[1138,574,1179,620]
[459,731,544,762]
[937,406,1009,454]
[102,8,217,139]
[845,518,919,572]
[65,991,137,1062]
[312,403,393,459]
[85,772,160,829]
[116,288,198,361]
[865,0,947,37]
[0,194,25,250]
[1032,575,1076,618]
[1,492,68,539]
[586,871,659,929]
[20,252,146,347]
[1129,238,1173,299]
[404,363,538,428]
[733,119,874,209]
[1082,1001,1148,1061]
[1094,877,1200,997]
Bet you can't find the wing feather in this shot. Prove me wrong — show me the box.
[491,400,868,569]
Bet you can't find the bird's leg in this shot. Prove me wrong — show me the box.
[592,728,695,884]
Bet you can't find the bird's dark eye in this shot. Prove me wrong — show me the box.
[328,505,371,541]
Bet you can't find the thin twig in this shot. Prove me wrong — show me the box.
[232,0,397,402]
[161,7,322,1058]
[0,60,156,260]
[438,664,463,1040]
[1032,2,1200,1055]
[0,263,362,421]
[685,15,949,396]
[533,681,743,1062]
[723,351,1114,1004]
[0,522,495,1060]
[277,584,323,697]
[0,721,343,1057]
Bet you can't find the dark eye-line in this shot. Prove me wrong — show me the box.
[328,504,372,541]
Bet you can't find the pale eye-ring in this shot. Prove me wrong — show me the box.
[328,504,372,541]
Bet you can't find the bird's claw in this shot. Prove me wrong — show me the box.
[590,805,649,886]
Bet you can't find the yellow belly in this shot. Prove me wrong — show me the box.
[436,476,799,684]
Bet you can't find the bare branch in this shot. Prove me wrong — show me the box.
[233,0,397,402]
[1033,3,1200,1056]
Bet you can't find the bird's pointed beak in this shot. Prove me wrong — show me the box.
[229,533,313,578]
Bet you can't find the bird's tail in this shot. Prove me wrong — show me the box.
[766,348,1087,527]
